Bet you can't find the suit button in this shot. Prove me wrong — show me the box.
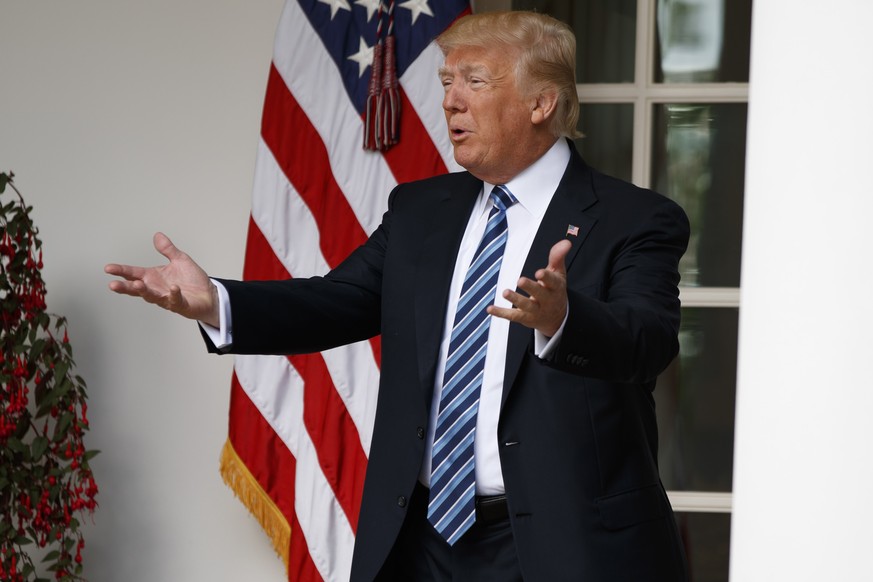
[567,354,589,367]
[397,496,407,508]
[416,427,425,439]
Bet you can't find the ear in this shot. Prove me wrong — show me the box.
[530,90,559,127]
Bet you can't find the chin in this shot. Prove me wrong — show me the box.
[452,150,479,174]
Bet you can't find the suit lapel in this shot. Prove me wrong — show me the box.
[501,151,599,408]
[414,173,482,397]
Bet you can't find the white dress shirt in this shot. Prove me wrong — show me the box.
[202,139,572,496]
[420,138,571,495]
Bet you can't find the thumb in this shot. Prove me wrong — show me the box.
[547,239,572,274]
[153,232,184,262]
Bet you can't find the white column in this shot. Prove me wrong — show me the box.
[731,1,873,580]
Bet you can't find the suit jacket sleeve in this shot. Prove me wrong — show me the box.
[550,193,689,384]
[202,188,399,356]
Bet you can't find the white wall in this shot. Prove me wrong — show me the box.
[731,0,873,580]
[0,1,288,580]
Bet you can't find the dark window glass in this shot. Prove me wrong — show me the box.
[654,0,753,83]
[574,103,633,182]
[513,0,637,83]
[656,307,738,492]
[651,103,747,287]
[674,512,731,582]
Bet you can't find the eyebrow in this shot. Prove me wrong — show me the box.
[438,62,491,79]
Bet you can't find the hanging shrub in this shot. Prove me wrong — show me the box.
[0,172,98,581]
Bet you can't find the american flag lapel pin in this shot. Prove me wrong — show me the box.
[566,224,580,237]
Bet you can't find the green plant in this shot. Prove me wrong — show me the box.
[0,172,98,581]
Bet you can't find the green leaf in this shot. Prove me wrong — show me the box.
[54,359,70,382]
[31,435,49,459]
[0,172,8,193]
[41,375,73,415]
[42,550,60,562]
[6,436,24,453]
[83,449,100,462]
[54,411,74,441]
[35,400,53,419]
[14,411,32,439]
[15,535,33,546]
[29,336,46,355]
[20,443,32,463]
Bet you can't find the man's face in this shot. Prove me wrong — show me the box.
[439,45,539,184]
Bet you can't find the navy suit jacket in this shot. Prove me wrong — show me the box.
[210,143,690,581]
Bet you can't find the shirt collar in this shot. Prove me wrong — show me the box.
[482,138,571,220]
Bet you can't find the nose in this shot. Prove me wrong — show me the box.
[442,83,465,113]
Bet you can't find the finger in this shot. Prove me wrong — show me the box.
[153,232,185,263]
[487,304,527,323]
[165,285,184,311]
[515,277,542,297]
[104,263,147,281]
[502,288,534,310]
[547,239,572,274]
[517,274,559,301]
[534,267,565,289]
[108,279,147,297]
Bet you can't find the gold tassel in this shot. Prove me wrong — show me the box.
[363,0,399,151]
[363,41,384,150]
[219,439,291,570]
[379,34,400,148]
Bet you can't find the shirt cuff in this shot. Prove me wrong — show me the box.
[198,279,233,349]
[533,304,569,359]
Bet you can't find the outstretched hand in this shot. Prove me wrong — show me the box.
[487,239,571,338]
[104,232,220,327]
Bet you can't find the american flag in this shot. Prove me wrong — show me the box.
[218,1,469,580]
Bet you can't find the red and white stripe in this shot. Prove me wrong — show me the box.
[227,1,466,580]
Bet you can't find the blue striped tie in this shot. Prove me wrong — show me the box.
[428,184,517,545]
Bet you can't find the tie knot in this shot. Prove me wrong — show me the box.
[490,185,517,212]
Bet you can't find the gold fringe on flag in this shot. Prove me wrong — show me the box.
[219,439,291,570]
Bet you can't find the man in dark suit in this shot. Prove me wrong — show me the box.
[107,11,689,581]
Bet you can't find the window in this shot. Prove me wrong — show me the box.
[477,0,753,579]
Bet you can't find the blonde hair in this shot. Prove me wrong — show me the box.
[437,11,581,139]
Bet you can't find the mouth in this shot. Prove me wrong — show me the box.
[449,126,470,142]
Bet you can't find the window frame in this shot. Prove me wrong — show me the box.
[481,0,748,516]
